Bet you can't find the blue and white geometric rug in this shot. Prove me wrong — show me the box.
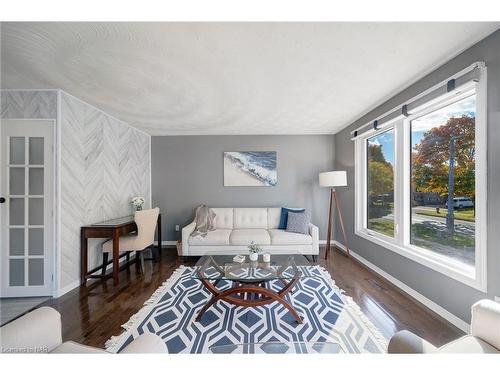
[105,265,387,354]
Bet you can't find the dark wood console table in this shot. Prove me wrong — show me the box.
[80,214,161,286]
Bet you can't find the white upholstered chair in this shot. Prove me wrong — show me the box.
[0,306,167,353]
[102,207,160,272]
[388,299,500,354]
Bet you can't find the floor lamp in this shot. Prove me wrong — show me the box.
[319,171,350,260]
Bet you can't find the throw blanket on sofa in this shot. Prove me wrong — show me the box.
[190,205,216,238]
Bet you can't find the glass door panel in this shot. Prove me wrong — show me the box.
[1,121,54,297]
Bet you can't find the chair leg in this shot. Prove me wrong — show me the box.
[126,252,130,264]
[137,252,145,273]
[143,246,160,262]
[135,251,141,270]
[102,252,109,276]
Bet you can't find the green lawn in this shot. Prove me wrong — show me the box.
[413,207,475,222]
[367,218,394,237]
[411,223,475,248]
[367,218,474,248]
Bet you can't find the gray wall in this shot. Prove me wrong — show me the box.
[152,135,335,241]
[334,29,500,322]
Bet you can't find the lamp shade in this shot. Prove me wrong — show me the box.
[319,171,347,187]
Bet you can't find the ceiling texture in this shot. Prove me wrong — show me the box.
[1,22,498,135]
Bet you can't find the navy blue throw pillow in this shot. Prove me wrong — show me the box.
[278,207,305,229]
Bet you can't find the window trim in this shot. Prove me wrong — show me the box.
[354,66,487,292]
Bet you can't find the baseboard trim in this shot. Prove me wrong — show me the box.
[155,240,177,246]
[332,240,470,333]
[55,280,79,298]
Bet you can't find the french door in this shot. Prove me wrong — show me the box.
[1,120,54,297]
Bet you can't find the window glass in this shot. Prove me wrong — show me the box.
[367,129,395,237]
[410,95,476,266]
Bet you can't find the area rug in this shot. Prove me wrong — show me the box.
[105,265,387,354]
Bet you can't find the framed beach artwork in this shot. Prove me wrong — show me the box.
[223,151,277,186]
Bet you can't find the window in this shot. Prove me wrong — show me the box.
[410,95,476,267]
[367,130,395,237]
[355,67,486,291]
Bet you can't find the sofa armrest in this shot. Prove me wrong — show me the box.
[0,306,63,353]
[471,299,500,350]
[119,333,168,353]
[181,221,196,256]
[308,223,319,255]
[388,330,439,354]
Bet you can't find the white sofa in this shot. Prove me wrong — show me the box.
[388,299,500,354]
[0,307,167,353]
[181,207,319,256]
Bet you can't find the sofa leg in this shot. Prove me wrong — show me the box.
[312,255,318,263]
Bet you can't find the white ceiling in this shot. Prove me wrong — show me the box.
[1,22,498,135]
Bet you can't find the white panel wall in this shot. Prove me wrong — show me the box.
[1,90,57,119]
[60,92,150,288]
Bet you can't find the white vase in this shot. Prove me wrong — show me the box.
[249,253,258,262]
[263,253,271,262]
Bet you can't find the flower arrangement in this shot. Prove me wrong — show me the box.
[131,196,145,211]
[248,241,263,254]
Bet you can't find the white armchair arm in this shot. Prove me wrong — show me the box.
[308,223,319,255]
[181,221,196,256]
[0,306,63,353]
[471,299,500,350]
[388,330,439,354]
[119,333,168,353]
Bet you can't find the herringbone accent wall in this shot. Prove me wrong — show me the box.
[60,92,150,288]
[1,90,57,119]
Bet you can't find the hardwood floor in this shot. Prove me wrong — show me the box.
[38,246,463,349]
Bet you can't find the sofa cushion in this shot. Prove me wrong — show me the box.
[229,229,271,245]
[286,211,311,235]
[278,207,305,229]
[233,208,268,229]
[211,208,233,229]
[267,208,281,229]
[268,229,312,245]
[188,229,232,245]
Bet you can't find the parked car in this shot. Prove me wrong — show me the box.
[445,197,474,209]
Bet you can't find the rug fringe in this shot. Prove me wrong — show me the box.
[317,266,388,350]
[104,265,187,352]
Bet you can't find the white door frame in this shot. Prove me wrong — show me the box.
[1,119,56,297]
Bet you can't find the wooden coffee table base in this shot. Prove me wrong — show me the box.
[195,276,303,324]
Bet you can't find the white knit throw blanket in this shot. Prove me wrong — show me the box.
[190,205,216,238]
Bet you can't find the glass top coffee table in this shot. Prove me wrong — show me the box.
[192,253,311,324]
